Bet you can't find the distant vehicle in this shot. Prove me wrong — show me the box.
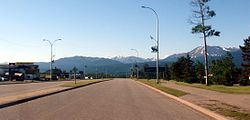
[84,76,93,80]
[13,73,24,81]
[40,74,58,81]
[0,76,8,81]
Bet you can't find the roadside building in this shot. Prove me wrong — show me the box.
[0,62,40,81]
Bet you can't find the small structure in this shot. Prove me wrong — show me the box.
[0,62,40,81]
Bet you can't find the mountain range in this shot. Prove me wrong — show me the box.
[163,46,242,66]
[35,46,242,74]
[36,56,131,75]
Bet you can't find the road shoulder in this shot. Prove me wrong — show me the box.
[135,80,228,120]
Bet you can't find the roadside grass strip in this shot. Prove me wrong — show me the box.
[61,80,104,87]
[139,80,188,97]
[175,81,250,94]
[201,100,250,120]
[137,79,228,120]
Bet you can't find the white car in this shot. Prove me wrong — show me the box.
[1,77,8,81]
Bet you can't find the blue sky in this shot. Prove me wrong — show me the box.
[0,0,249,63]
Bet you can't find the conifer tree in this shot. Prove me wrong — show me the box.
[190,0,220,85]
[239,36,250,85]
[183,55,195,83]
[211,52,235,86]
[194,61,205,83]
[164,64,171,80]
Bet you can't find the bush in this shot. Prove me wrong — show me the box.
[224,73,234,86]
[239,78,250,86]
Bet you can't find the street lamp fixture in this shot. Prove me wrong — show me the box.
[131,48,139,79]
[43,39,62,80]
[150,35,157,43]
[142,5,160,84]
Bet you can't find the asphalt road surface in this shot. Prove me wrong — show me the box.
[0,81,71,98]
[0,79,213,120]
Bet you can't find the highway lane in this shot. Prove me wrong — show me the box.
[0,79,213,120]
[0,81,71,98]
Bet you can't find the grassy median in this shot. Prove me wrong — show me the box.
[138,80,188,97]
[61,80,103,87]
[175,81,250,94]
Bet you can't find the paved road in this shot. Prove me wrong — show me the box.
[0,79,212,120]
[0,81,71,98]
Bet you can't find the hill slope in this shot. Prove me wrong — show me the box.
[163,46,242,67]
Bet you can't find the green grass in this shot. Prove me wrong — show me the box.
[218,107,250,120]
[61,80,102,87]
[138,80,188,97]
[203,100,250,120]
[175,81,250,94]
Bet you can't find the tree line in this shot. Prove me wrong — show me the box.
[137,46,249,86]
[167,53,245,86]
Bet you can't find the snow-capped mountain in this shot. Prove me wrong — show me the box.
[188,46,238,58]
[163,46,242,66]
[111,56,154,64]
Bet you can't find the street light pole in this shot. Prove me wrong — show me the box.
[43,39,62,80]
[131,49,139,79]
[83,65,87,79]
[142,6,160,84]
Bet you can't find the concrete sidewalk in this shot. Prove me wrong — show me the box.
[161,81,250,115]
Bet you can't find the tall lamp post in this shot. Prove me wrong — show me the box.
[83,65,87,79]
[131,49,139,79]
[43,39,62,80]
[142,6,160,84]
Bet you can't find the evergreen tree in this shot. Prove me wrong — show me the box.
[170,55,195,83]
[239,36,250,86]
[211,59,223,84]
[223,52,235,86]
[211,52,235,86]
[177,56,187,81]
[194,61,205,83]
[170,61,182,81]
[164,64,171,80]
[183,55,195,83]
[190,0,220,85]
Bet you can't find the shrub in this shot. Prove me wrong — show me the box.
[239,78,250,86]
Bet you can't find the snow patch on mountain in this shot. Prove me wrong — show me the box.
[111,56,153,64]
[163,46,240,62]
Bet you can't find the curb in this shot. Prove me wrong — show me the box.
[135,81,228,120]
[0,80,75,86]
[0,81,41,86]
[0,80,109,109]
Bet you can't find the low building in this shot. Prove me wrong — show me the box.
[0,62,40,81]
